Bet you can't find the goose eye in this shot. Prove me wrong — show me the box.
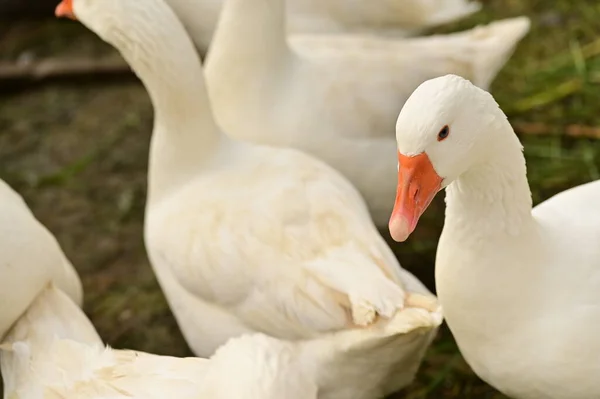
[437,125,449,141]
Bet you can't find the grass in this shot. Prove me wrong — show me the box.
[1,0,599,397]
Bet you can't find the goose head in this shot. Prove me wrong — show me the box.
[55,0,148,48]
[55,0,110,28]
[389,74,507,242]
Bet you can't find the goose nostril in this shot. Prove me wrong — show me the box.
[413,187,419,201]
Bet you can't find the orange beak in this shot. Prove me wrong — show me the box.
[55,0,76,20]
[389,152,442,242]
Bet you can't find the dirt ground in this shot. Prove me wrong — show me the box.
[1,0,600,398]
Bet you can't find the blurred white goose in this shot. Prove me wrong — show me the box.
[57,0,442,396]
[202,0,530,226]
[0,178,82,341]
[1,284,440,399]
[389,74,600,399]
[164,0,481,53]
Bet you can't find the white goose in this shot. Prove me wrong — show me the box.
[0,178,82,341]
[164,0,481,53]
[202,0,530,226]
[56,0,442,396]
[1,284,439,399]
[389,74,600,399]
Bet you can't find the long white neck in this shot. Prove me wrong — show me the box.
[444,119,533,243]
[207,0,289,79]
[108,5,225,203]
[435,118,542,355]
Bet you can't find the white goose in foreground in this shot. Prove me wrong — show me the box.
[56,0,442,396]
[0,178,82,340]
[164,0,481,54]
[389,74,600,399]
[1,284,440,399]
[202,0,530,226]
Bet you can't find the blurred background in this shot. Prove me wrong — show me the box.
[1,0,599,397]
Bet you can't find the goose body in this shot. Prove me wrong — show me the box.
[1,284,440,399]
[0,179,82,340]
[0,286,289,399]
[61,0,442,396]
[164,0,481,53]
[390,74,600,399]
[202,0,530,226]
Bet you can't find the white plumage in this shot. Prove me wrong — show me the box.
[392,74,600,399]
[67,0,442,396]
[164,0,482,53]
[199,0,530,225]
[0,179,82,341]
[1,285,440,399]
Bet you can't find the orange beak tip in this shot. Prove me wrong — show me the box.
[55,0,76,19]
[389,215,412,242]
